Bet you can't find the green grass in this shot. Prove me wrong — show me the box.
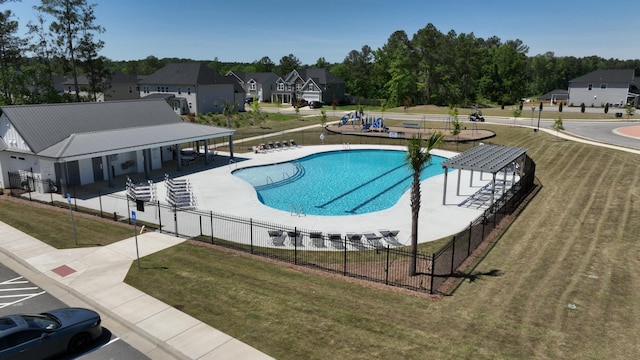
[0,198,134,248]
[2,114,639,359]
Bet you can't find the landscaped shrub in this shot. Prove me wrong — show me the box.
[558,102,563,112]
[581,103,586,113]
[604,103,609,114]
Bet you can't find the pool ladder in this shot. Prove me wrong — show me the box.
[342,142,351,150]
[290,204,306,217]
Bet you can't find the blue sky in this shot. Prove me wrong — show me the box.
[7,0,638,64]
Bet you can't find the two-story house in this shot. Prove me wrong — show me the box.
[226,71,279,103]
[138,63,245,115]
[568,69,639,108]
[272,68,345,105]
[62,71,141,102]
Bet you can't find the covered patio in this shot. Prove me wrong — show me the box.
[441,144,529,209]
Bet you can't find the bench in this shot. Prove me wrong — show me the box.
[402,122,419,128]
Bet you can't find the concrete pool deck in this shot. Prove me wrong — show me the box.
[178,144,494,245]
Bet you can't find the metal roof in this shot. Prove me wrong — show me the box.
[1,99,181,153]
[441,144,527,173]
[1,100,234,161]
[38,123,234,161]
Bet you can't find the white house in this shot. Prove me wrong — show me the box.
[0,100,234,193]
[568,69,639,108]
[139,63,246,115]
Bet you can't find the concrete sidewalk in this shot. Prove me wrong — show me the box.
[0,221,274,360]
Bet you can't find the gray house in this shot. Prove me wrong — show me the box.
[272,68,345,105]
[226,71,279,103]
[139,63,246,115]
[0,100,234,192]
[568,69,639,108]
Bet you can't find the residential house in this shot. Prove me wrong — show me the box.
[568,69,639,108]
[272,68,345,105]
[104,71,141,101]
[62,75,105,102]
[0,100,234,192]
[138,63,246,115]
[226,71,279,103]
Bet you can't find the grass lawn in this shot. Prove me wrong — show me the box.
[0,197,134,248]
[124,124,640,359]
[2,116,639,359]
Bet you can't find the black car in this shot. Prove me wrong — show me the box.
[0,307,103,359]
[309,101,323,109]
[469,111,485,122]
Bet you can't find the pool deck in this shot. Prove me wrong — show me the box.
[185,144,492,245]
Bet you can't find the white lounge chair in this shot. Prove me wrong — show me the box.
[379,230,402,247]
[346,233,366,250]
[287,230,303,247]
[310,231,325,248]
[364,232,385,249]
[268,230,286,246]
[328,233,344,249]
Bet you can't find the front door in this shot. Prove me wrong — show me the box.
[92,157,104,182]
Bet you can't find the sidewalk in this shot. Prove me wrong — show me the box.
[0,221,274,360]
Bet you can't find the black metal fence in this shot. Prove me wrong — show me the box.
[6,154,535,295]
[430,155,537,293]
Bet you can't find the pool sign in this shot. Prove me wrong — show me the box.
[66,193,71,204]
[131,210,136,223]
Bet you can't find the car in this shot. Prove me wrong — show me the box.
[0,307,103,360]
[469,111,485,122]
[309,101,323,109]
[245,97,254,104]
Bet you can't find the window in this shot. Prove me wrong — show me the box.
[249,81,256,91]
[157,86,160,92]
[308,84,314,91]
[588,84,593,91]
[178,87,181,94]
[143,86,149,93]
[600,83,607,89]
[128,86,132,93]
[296,84,302,91]
[187,87,191,95]
[277,83,284,91]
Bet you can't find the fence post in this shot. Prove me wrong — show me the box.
[481,214,486,241]
[199,215,203,237]
[430,253,435,294]
[210,211,214,244]
[250,218,253,253]
[157,201,162,233]
[343,235,347,276]
[293,227,298,265]
[73,187,77,211]
[49,192,53,205]
[468,221,473,256]
[450,235,456,274]
[385,245,390,285]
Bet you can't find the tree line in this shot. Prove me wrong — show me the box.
[2,1,639,107]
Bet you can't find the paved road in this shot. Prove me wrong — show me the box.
[0,263,149,360]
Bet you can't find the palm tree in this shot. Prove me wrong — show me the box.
[222,100,236,128]
[405,133,444,276]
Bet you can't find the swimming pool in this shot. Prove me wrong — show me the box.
[233,149,446,216]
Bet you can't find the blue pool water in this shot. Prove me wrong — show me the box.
[233,149,446,216]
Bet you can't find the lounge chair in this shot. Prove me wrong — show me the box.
[346,233,367,250]
[274,141,281,150]
[267,142,275,151]
[328,233,345,249]
[281,140,290,149]
[309,231,325,248]
[289,139,299,147]
[268,230,286,246]
[287,230,303,247]
[364,232,385,249]
[379,229,402,247]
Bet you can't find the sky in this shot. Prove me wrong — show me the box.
[6,0,639,65]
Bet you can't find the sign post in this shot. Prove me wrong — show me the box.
[67,194,77,246]
[132,210,140,269]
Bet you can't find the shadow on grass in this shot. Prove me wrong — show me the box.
[451,268,503,282]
